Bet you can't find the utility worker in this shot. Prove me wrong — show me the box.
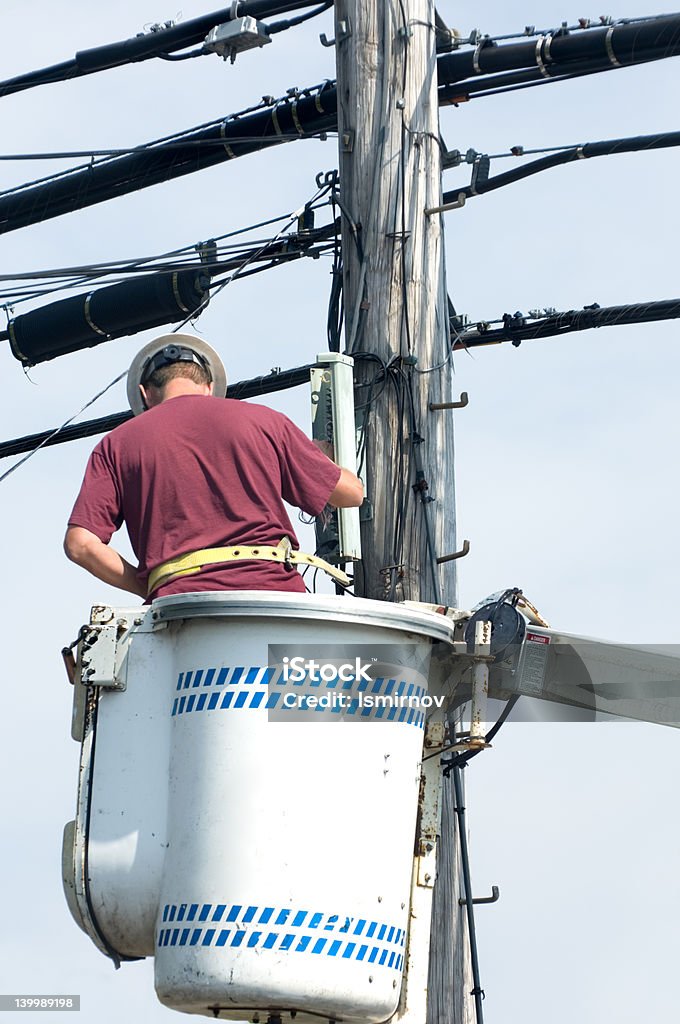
[64,335,364,600]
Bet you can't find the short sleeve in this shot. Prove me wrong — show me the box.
[277,416,342,516]
[67,446,124,543]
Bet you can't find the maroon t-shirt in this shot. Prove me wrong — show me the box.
[68,395,341,598]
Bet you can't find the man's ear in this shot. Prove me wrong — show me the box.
[208,381,214,395]
[139,383,150,410]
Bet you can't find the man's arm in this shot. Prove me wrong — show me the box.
[311,439,364,509]
[327,467,364,509]
[64,526,146,598]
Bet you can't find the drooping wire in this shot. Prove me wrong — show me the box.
[0,369,128,484]
[0,183,335,480]
[0,201,337,311]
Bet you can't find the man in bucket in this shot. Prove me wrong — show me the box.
[65,335,363,599]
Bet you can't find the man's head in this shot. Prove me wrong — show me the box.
[139,344,213,409]
[127,335,227,415]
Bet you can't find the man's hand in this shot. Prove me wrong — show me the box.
[312,438,363,508]
[328,468,364,509]
[64,526,146,598]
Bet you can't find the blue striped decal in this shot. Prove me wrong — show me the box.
[158,902,406,972]
[171,665,427,729]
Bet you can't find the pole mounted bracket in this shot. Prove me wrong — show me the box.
[425,193,466,215]
[459,885,500,907]
[320,17,352,48]
[436,539,470,564]
[429,392,468,411]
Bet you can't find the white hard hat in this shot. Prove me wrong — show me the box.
[127,334,228,415]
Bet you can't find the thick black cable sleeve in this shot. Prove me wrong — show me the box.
[442,130,680,203]
[1,16,680,234]
[438,49,664,104]
[0,85,337,236]
[7,270,211,366]
[0,221,336,363]
[0,1,328,98]
[453,299,680,350]
[437,13,680,85]
[0,364,314,459]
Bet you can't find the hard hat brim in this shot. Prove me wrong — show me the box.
[127,334,228,415]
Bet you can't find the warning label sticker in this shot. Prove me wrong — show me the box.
[518,632,551,694]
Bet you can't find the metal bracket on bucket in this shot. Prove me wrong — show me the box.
[78,612,141,691]
[416,720,446,888]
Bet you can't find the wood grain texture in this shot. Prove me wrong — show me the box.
[335,3,473,1021]
[335,0,459,606]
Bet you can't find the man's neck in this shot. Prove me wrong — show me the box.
[159,381,211,403]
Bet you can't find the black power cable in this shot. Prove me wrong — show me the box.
[0,1,331,99]
[0,220,336,364]
[453,298,680,351]
[266,0,333,34]
[442,130,680,205]
[0,84,337,236]
[437,13,680,87]
[2,14,680,237]
[0,364,314,460]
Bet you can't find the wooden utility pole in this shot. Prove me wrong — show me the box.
[335,3,475,1024]
[334,0,459,607]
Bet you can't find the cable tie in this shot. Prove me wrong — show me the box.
[535,35,551,78]
[605,25,622,67]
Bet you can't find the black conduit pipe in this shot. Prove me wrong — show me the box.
[452,764,485,1024]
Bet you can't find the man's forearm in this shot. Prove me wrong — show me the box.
[64,526,146,598]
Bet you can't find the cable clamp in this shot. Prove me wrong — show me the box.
[605,25,622,67]
[219,120,236,159]
[83,293,109,337]
[535,35,551,78]
[290,98,305,136]
[271,102,283,137]
[544,32,554,62]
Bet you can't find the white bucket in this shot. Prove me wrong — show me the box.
[65,593,453,1023]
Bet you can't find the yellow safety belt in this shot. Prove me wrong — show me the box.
[147,536,350,596]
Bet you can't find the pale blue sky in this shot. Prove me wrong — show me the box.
[0,2,678,1021]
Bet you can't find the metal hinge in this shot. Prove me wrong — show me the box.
[79,623,127,690]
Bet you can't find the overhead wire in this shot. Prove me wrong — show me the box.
[265,0,333,34]
[0,202,337,314]
[0,368,128,484]
[169,179,334,334]
[1,18,679,235]
[0,181,334,474]
[0,1,333,99]
[441,129,680,206]
[0,85,336,204]
[0,135,337,162]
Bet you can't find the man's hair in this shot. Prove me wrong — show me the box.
[145,362,211,390]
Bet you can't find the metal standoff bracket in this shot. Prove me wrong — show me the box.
[320,17,351,47]
[436,539,470,564]
[429,392,469,411]
[425,192,467,215]
[459,885,500,907]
